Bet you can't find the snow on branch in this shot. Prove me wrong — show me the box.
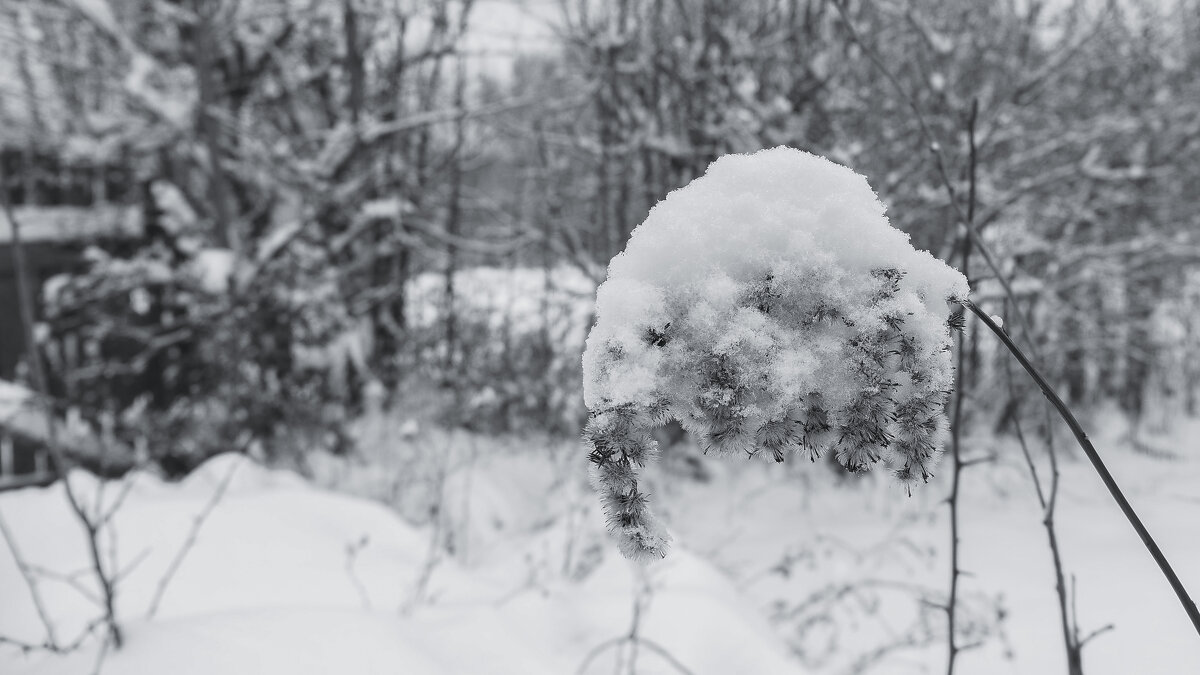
[582,147,968,560]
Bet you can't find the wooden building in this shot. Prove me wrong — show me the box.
[0,148,143,487]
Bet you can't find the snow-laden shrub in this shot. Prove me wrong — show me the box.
[582,147,969,560]
[39,244,350,476]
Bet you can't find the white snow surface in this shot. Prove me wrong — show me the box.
[0,452,803,675]
[2,411,1200,674]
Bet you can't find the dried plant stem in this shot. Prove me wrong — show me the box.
[965,300,1200,637]
[944,235,968,674]
[345,535,372,610]
[1,165,123,649]
[0,618,106,655]
[146,458,239,619]
[1005,351,1085,675]
[0,510,58,646]
[575,571,693,675]
[826,2,1182,652]
[944,99,980,675]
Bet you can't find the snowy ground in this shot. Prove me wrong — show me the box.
[1,410,1198,674]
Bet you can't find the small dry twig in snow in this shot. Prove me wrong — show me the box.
[0,509,59,647]
[145,458,240,619]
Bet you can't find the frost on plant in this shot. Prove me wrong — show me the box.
[582,147,969,561]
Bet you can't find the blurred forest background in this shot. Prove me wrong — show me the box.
[3,1,1200,674]
[1,0,1199,475]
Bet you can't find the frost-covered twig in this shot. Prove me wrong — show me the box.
[145,458,239,619]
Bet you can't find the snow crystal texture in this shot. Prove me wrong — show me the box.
[582,147,969,561]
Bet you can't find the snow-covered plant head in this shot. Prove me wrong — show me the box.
[582,147,969,561]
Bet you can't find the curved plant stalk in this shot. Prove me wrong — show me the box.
[962,299,1200,637]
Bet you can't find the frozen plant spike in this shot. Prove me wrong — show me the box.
[582,147,969,560]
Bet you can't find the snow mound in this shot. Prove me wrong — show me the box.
[582,147,968,560]
[1,450,807,675]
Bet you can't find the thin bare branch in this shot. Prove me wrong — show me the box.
[145,458,240,619]
[0,161,123,650]
[0,510,59,645]
[965,300,1200,637]
[0,617,105,656]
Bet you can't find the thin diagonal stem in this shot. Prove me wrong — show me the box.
[964,299,1200,638]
